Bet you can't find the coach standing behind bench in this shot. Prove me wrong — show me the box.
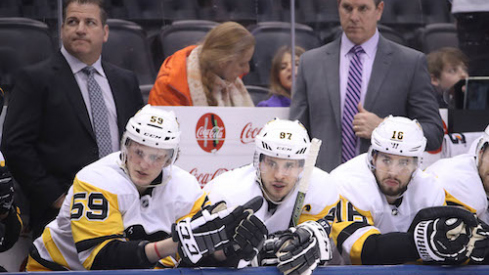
[1,0,143,237]
[290,0,444,172]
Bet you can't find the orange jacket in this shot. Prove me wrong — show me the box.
[148,45,197,106]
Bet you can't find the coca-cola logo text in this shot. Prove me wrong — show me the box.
[190,168,229,188]
[240,122,262,144]
[195,113,226,153]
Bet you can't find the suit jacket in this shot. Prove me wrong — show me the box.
[290,35,444,172]
[1,51,144,236]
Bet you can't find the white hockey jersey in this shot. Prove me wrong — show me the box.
[204,164,340,234]
[426,153,489,224]
[330,153,446,264]
[29,153,206,270]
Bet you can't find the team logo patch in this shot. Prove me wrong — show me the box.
[195,113,226,153]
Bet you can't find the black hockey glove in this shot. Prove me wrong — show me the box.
[172,196,263,264]
[409,206,478,264]
[466,219,489,263]
[0,166,13,216]
[225,212,268,264]
[260,220,332,275]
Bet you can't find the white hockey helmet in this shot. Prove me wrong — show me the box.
[253,118,310,204]
[254,118,310,161]
[368,116,427,169]
[476,125,489,166]
[121,105,181,185]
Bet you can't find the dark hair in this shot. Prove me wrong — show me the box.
[269,46,305,98]
[338,0,382,6]
[63,0,107,25]
[427,47,469,79]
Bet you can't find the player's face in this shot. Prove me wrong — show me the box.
[259,155,303,202]
[478,148,489,193]
[61,2,108,65]
[278,53,300,91]
[126,142,172,188]
[338,0,383,45]
[373,152,416,200]
[218,46,254,82]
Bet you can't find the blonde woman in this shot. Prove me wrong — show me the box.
[149,22,255,106]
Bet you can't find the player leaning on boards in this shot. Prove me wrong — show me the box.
[26,105,260,270]
[330,116,489,265]
[425,125,489,263]
[204,118,338,275]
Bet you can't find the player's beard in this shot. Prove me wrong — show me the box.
[376,176,408,198]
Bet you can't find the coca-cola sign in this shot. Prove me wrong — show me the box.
[195,113,226,153]
[190,168,229,187]
[240,122,262,144]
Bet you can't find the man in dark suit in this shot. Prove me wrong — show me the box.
[1,0,143,237]
[290,0,444,172]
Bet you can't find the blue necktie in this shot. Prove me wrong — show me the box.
[341,45,365,163]
[82,66,112,158]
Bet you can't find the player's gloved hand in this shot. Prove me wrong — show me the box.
[409,206,478,264]
[275,220,332,275]
[259,230,288,266]
[466,219,489,263]
[0,166,14,216]
[225,212,268,262]
[172,196,263,264]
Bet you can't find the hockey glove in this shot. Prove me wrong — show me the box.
[0,166,13,216]
[466,219,489,263]
[276,220,332,275]
[225,213,268,263]
[172,196,263,264]
[409,206,478,264]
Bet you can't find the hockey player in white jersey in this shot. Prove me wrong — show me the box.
[26,105,260,271]
[330,116,483,265]
[205,118,338,275]
[425,125,489,263]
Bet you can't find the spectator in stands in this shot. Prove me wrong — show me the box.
[451,0,489,76]
[1,0,143,238]
[148,22,255,107]
[427,47,469,108]
[257,46,305,107]
[26,106,259,270]
[290,0,444,172]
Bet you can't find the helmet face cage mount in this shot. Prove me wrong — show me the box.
[253,118,311,204]
[120,105,181,187]
[476,125,489,167]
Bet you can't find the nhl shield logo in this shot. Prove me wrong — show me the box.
[195,113,226,153]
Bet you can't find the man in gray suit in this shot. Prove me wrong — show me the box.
[290,0,443,172]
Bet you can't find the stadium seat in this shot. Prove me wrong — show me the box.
[244,21,321,87]
[0,0,20,17]
[417,23,458,54]
[151,20,218,68]
[0,17,54,68]
[256,0,283,22]
[421,0,453,24]
[314,0,340,26]
[245,85,271,106]
[211,0,257,24]
[103,19,156,86]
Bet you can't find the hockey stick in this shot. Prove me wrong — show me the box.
[289,138,322,227]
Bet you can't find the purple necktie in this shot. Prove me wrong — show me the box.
[341,45,365,163]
